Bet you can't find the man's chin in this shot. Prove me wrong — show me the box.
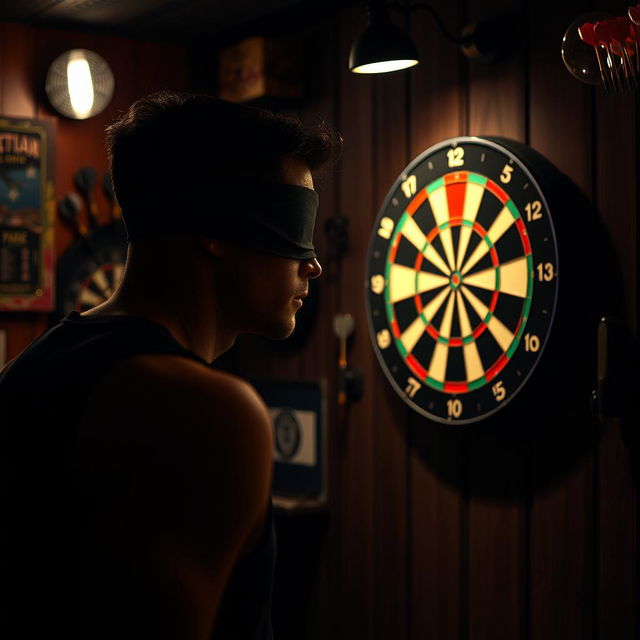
[252,318,296,341]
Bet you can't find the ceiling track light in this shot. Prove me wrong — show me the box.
[349,0,512,75]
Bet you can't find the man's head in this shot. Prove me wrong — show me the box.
[105,91,341,256]
[104,91,340,345]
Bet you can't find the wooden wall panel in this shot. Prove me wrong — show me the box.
[295,12,340,640]
[0,24,37,118]
[528,3,596,640]
[134,41,189,98]
[371,66,409,640]
[595,87,637,639]
[465,2,525,141]
[331,4,376,638]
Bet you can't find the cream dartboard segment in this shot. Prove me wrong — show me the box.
[365,137,560,424]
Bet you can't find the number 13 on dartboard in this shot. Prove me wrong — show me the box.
[365,137,559,424]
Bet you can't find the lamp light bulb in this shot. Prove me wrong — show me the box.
[67,53,95,119]
[46,49,114,120]
[351,59,419,74]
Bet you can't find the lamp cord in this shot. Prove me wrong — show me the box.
[387,2,466,45]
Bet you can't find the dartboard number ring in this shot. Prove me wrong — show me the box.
[365,137,559,425]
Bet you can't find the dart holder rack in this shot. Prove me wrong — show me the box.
[564,4,640,93]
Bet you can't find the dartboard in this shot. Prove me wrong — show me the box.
[366,137,560,424]
[55,221,127,319]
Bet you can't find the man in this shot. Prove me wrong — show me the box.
[0,91,339,639]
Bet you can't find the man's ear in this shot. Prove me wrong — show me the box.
[197,235,225,257]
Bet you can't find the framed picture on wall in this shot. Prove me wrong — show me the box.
[0,117,55,311]
[251,378,327,511]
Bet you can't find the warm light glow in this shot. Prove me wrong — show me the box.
[351,59,419,74]
[67,53,94,119]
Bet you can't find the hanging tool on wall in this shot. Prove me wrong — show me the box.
[333,312,363,426]
[73,166,100,228]
[591,316,639,425]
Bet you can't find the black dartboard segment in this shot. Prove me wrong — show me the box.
[365,137,560,425]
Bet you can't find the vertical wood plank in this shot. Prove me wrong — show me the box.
[595,85,637,640]
[299,16,342,640]
[408,1,466,639]
[0,24,37,117]
[134,40,189,98]
[527,4,596,640]
[330,4,376,638]
[411,426,465,639]
[595,16,638,640]
[371,60,409,640]
[466,425,527,640]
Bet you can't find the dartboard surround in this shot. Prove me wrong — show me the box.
[366,137,559,424]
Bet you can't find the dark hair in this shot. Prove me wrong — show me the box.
[105,90,341,218]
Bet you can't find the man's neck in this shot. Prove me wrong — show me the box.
[82,287,235,364]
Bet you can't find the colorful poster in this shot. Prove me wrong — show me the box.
[0,118,55,311]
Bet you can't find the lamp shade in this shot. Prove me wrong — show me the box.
[349,18,419,74]
[46,49,114,120]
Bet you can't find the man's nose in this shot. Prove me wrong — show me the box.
[302,258,322,279]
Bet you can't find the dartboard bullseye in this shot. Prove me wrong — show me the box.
[366,137,560,424]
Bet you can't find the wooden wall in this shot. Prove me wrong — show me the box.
[1,1,638,638]
[0,22,188,359]
[226,1,639,639]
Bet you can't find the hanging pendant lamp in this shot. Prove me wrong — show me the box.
[349,1,419,74]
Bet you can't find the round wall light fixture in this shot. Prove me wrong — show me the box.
[46,49,115,120]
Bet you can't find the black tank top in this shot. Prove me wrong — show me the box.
[0,311,275,639]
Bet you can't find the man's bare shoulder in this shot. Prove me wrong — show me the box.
[78,352,273,551]
[96,352,260,403]
[75,354,273,635]
[83,352,271,442]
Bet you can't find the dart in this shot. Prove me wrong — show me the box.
[604,18,637,89]
[578,22,612,93]
[73,166,100,229]
[57,193,113,300]
[58,193,87,238]
[594,20,624,91]
[333,312,355,425]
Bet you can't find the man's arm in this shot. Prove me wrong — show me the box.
[75,354,273,639]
